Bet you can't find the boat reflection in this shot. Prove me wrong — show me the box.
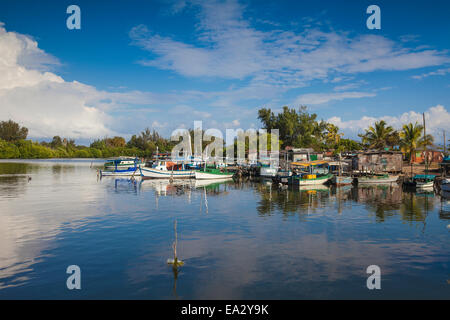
[255,182,442,224]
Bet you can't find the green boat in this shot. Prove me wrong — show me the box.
[194,166,234,180]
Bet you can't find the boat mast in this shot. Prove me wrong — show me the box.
[444,130,446,155]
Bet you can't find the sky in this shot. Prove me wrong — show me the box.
[0,0,449,145]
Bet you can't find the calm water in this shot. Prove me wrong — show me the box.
[0,159,449,299]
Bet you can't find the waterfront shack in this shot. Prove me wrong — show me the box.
[353,150,403,173]
[410,148,444,164]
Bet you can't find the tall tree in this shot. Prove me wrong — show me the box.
[399,122,423,164]
[0,120,28,142]
[325,123,343,147]
[257,106,330,150]
[359,120,397,150]
[50,136,63,148]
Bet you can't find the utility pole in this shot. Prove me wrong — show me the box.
[423,113,427,174]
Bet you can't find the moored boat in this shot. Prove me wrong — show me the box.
[441,178,450,192]
[328,160,352,185]
[140,160,194,179]
[104,157,143,170]
[413,174,435,189]
[357,173,399,184]
[331,175,353,185]
[288,160,333,186]
[100,167,140,177]
[289,173,333,186]
[100,157,141,176]
[194,166,234,180]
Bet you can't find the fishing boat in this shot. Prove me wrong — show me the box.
[194,166,234,180]
[185,156,203,170]
[331,175,354,185]
[140,160,194,179]
[289,173,334,186]
[100,167,140,177]
[412,113,434,189]
[329,161,353,185]
[441,178,450,192]
[356,173,399,184]
[100,157,141,176]
[104,157,143,170]
[413,174,435,189]
[288,161,333,186]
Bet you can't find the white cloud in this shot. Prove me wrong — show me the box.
[0,23,160,140]
[295,91,376,105]
[328,105,450,141]
[412,67,450,80]
[130,0,449,88]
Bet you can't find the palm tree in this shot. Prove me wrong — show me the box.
[399,122,423,164]
[325,123,343,146]
[419,133,434,148]
[359,120,397,150]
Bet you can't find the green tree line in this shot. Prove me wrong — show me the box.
[0,120,175,159]
[0,111,445,160]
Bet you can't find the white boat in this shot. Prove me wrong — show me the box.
[357,174,399,184]
[194,167,234,180]
[416,181,434,188]
[139,161,194,179]
[441,179,450,192]
[413,174,435,189]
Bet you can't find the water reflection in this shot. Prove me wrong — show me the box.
[0,161,449,299]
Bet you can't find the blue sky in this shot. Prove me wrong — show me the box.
[0,0,449,144]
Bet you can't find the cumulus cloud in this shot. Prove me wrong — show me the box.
[0,23,161,140]
[328,105,450,142]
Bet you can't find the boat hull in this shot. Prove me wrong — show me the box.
[442,180,450,192]
[290,174,333,186]
[331,175,353,185]
[100,168,139,176]
[140,167,194,179]
[357,175,399,184]
[416,181,434,188]
[194,171,234,180]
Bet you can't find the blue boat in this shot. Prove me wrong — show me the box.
[101,157,141,176]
